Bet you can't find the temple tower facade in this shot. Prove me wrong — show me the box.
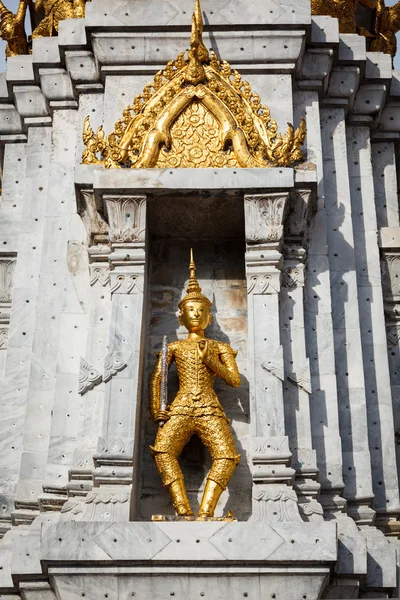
[0,0,400,598]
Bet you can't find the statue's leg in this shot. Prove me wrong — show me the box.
[150,415,194,516]
[196,416,240,518]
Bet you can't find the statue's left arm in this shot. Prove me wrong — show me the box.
[201,342,241,388]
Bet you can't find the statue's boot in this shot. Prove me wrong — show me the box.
[198,479,224,518]
[169,478,194,517]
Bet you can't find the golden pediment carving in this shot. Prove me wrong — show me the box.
[82,0,306,170]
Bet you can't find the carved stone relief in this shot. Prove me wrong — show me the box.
[381,252,400,298]
[251,485,302,523]
[78,190,109,246]
[0,259,15,303]
[89,264,110,287]
[0,257,16,350]
[104,350,129,382]
[287,359,312,394]
[298,501,324,523]
[247,273,280,295]
[78,357,102,395]
[110,273,144,295]
[386,323,400,349]
[285,189,316,243]
[0,327,8,349]
[245,193,289,244]
[261,346,284,381]
[281,266,304,288]
[104,196,146,244]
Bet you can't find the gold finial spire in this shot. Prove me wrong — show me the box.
[187,248,202,294]
[185,0,209,84]
[193,0,208,63]
[179,249,211,308]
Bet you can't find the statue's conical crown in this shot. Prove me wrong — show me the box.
[178,249,212,309]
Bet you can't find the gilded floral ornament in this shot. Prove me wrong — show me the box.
[81,0,306,170]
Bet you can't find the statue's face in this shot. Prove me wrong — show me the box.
[179,300,211,332]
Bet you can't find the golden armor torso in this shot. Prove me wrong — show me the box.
[149,336,240,421]
[166,339,234,417]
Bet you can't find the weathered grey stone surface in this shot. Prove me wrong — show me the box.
[0,0,399,598]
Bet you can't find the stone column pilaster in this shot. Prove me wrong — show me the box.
[320,108,375,525]
[347,126,400,528]
[280,189,323,523]
[92,195,147,521]
[245,192,301,523]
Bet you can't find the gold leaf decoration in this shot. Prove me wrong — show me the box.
[82,0,306,170]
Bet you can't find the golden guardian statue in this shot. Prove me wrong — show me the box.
[0,0,28,58]
[149,251,241,519]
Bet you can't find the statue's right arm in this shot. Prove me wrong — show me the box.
[149,345,174,422]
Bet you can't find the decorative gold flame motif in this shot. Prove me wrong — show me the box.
[81,0,306,170]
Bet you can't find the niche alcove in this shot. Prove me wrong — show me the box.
[138,191,251,520]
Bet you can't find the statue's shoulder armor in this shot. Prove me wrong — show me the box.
[168,341,181,353]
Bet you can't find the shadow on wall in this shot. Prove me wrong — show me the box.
[305,111,387,512]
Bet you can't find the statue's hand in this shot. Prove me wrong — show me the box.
[197,339,209,362]
[154,409,170,423]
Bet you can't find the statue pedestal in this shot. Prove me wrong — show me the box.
[40,520,336,600]
[151,512,237,522]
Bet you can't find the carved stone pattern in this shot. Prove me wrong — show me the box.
[79,357,102,395]
[245,194,288,244]
[291,447,316,470]
[0,259,15,303]
[105,196,146,243]
[110,273,144,295]
[104,350,129,382]
[387,324,400,349]
[286,189,312,239]
[60,499,84,521]
[281,267,304,288]
[85,491,130,504]
[0,327,8,350]
[252,437,287,456]
[247,274,279,295]
[79,190,109,246]
[61,490,131,522]
[261,346,284,381]
[97,437,133,456]
[89,264,110,287]
[381,253,400,297]
[298,501,324,523]
[252,486,302,523]
[287,359,312,394]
